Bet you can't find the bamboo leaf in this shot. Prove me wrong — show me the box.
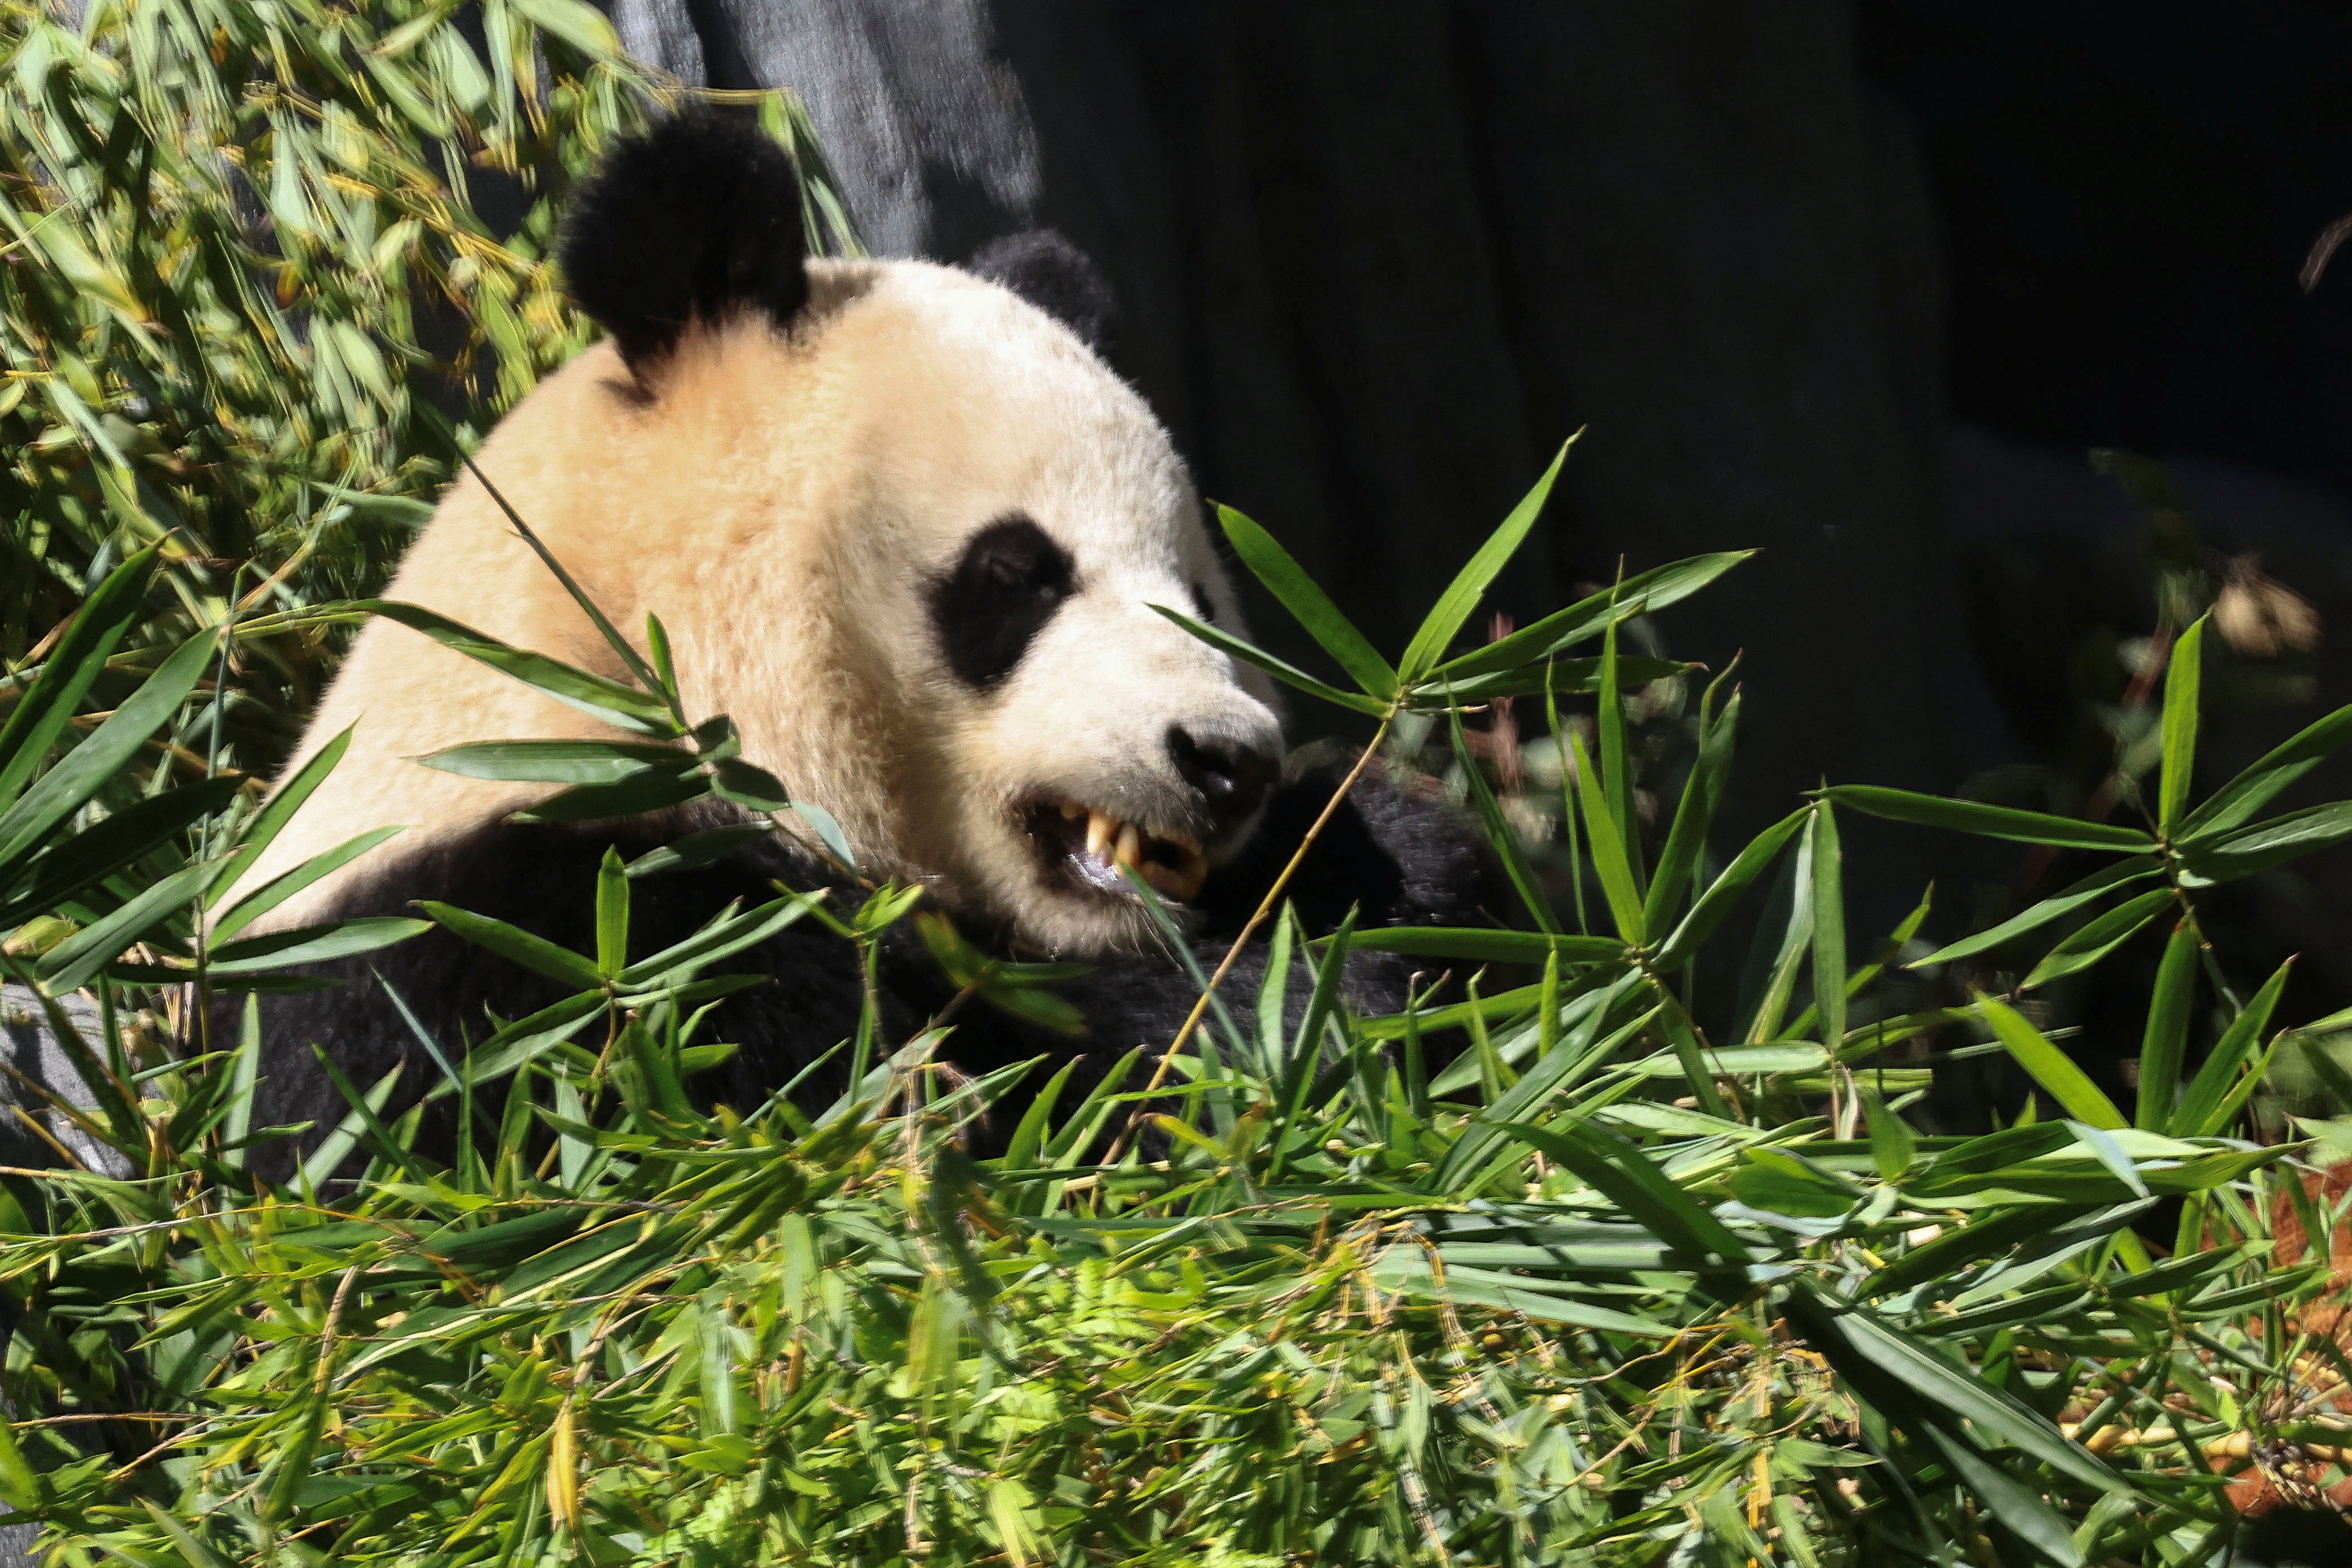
[1908,859,2162,969]
[0,544,158,807]
[1566,729,1644,946]
[1435,549,1755,679]
[2134,921,2198,1131]
[1645,686,1738,930]
[2019,889,2173,990]
[1826,786,2154,853]
[1977,994,2126,1129]
[1809,798,1847,1058]
[1651,808,1808,970]
[1336,928,1625,965]
[2174,959,2290,1137]
[203,917,432,976]
[2157,616,2205,834]
[1398,439,1571,681]
[1148,605,1388,716]
[1214,505,1396,698]
[418,901,605,991]
[2180,701,2352,838]
[0,630,217,869]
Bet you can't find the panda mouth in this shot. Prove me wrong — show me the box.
[1020,799,1209,905]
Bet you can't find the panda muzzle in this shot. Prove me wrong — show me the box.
[1024,799,1209,904]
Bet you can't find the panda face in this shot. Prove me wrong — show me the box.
[803,265,1282,954]
[219,113,1287,960]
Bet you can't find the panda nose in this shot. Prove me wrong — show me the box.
[1168,725,1277,831]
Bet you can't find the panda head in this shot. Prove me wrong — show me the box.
[550,109,1284,955]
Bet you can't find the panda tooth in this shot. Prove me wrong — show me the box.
[1143,852,1207,904]
[1086,811,1116,858]
[1059,799,1085,821]
[1114,823,1143,867]
[1164,828,1203,856]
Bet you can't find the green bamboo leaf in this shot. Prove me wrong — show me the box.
[1435,549,1755,679]
[1645,686,1738,929]
[595,845,627,978]
[2177,799,2352,885]
[1809,798,1847,1056]
[2134,920,2198,1130]
[206,724,356,905]
[1862,1088,1916,1181]
[1921,1430,2090,1567]
[1565,729,1644,946]
[708,757,791,813]
[2180,702,2352,839]
[1148,605,1387,715]
[1742,835,1813,1045]
[623,822,775,880]
[2174,958,2290,1137]
[0,630,217,869]
[1598,616,1641,894]
[211,827,406,939]
[0,544,158,806]
[1796,1292,2126,1495]
[1214,505,1396,698]
[414,738,692,784]
[2157,616,2205,834]
[1650,808,1808,970]
[509,770,708,824]
[616,892,817,985]
[203,916,432,976]
[1445,692,1559,933]
[1402,656,1692,708]
[1498,1118,1754,1263]
[297,1061,404,1194]
[1825,786,2154,852]
[1908,858,2162,969]
[417,901,605,991]
[2018,888,2173,990]
[1398,439,1571,681]
[1267,909,1355,1182]
[508,0,622,56]
[1788,883,1932,1039]
[32,861,215,994]
[1977,994,2126,1129]
[1336,928,1625,965]
[361,600,681,738]
[0,776,240,926]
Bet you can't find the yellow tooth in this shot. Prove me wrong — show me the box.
[1086,811,1115,857]
[1059,799,1085,820]
[1115,823,1142,867]
[1164,828,1203,856]
[1142,854,1207,904]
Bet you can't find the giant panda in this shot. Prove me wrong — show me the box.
[229,110,1500,1158]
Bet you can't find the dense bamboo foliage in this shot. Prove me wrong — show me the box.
[7,5,2352,1566]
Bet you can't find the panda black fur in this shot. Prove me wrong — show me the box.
[232,109,1503,1165]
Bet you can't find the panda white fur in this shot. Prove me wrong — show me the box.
[235,111,1499,1156]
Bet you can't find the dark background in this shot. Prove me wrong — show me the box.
[594,0,2352,1022]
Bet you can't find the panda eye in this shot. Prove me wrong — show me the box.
[1191,582,1215,623]
[931,514,1076,689]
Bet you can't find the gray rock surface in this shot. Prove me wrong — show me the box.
[0,985,114,1568]
[0,986,117,1176]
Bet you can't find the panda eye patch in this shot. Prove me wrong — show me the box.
[931,515,1076,688]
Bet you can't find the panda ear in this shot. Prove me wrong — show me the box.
[966,230,1116,352]
[558,107,809,383]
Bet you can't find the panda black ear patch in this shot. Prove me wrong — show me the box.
[966,230,1116,351]
[559,108,808,381]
